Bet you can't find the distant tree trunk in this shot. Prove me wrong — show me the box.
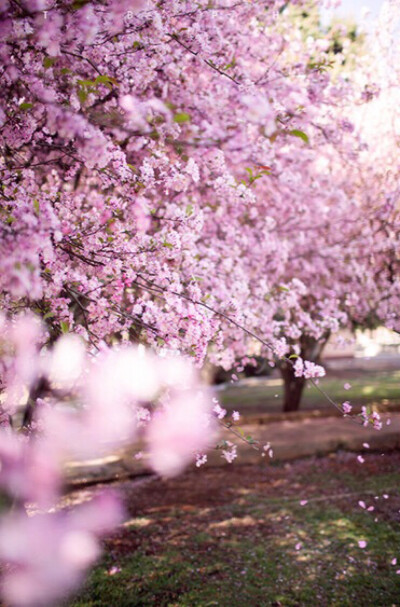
[22,376,50,428]
[279,332,330,413]
[280,363,306,412]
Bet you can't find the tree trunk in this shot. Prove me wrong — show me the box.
[22,376,50,428]
[279,332,331,413]
[280,363,306,412]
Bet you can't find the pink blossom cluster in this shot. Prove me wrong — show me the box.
[360,407,383,431]
[293,357,326,379]
[0,315,216,605]
[0,494,123,607]
[221,441,237,464]
[342,401,352,415]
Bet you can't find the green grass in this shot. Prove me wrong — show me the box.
[69,455,400,607]
[219,370,400,414]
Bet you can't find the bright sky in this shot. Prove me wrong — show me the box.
[320,0,384,26]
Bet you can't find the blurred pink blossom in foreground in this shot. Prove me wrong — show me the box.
[0,493,123,607]
[148,391,216,477]
[0,314,217,605]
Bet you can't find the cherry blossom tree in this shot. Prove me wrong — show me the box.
[1,0,400,603]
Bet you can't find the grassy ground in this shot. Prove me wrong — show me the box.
[219,370,400,414]
[69,452,400,607]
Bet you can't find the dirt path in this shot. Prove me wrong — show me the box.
[65,412,400,487]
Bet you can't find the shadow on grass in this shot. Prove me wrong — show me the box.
[69,452,400,607]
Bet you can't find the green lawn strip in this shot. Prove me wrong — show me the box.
[69,463,400,607]
[220,371,400,412]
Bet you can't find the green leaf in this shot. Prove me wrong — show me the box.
[60,321,69,334]
[224,57,236,70]
[33,199,40,215]
[94,75,116,84]
[72,0,91,9]
[43,311,55,320]
[19,102,33,111]
[288,129,309,144]
[162,241,174,249]
[173,112,191,124]
[94,75,118,88]
[77,79,94,87]
[185,203,194,216]
[77,89,88,104]
[43,56,57,69]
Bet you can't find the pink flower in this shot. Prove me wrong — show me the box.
[0,430,61,508]
[344,383,351,390]
[262,442,273,458]
[342,401,352,414]
[147,392,216,477]
[0,493,122,607]
[358,540,367,549]
[303,360,325,379]
[287,355,323,382]
[195,454,207,467]
[222,442,237,464]
[293,358,304,378]
[46,334,85,389]
[213,403,227,419]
